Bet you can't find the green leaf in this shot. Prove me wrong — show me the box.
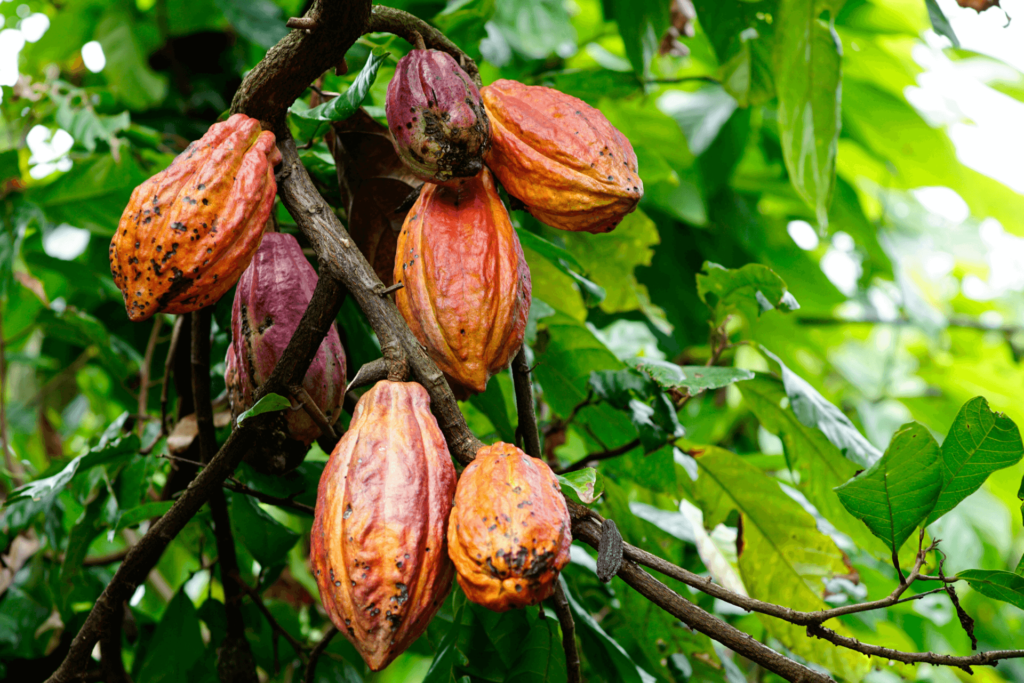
[137,590,205,683]
[504,617,568,683]
[696,262,800,325]
[423,602,470,683]
[94,6,168,110]
[604,0,669,77]
[628,358,754,395]
[35,308,142,380]
[924,0,960,49]
[489,0,576,62]
[113,500,174,533]
[957,569,1024,611]
[229,492,301,569]
[834,423,943,552]
[235,393,291,425]
[692,0,778,107]
[761,347,881,467]
[926,397,1024,525]
[693,446,869,680]
[561,578,655,683]
[213,0,288,48]
[468,373,516,444]
[774,0,842,226]
[557,468,603,505]
[516,229,605,305]
[289,50,390,127]
[58,491,108,610]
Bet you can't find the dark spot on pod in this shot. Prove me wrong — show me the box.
[202,198,209,206]
[334,580,341,586]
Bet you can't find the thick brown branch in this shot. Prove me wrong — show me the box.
[275,134,483,465]
[572,518,835,683]
[511,348,542,459]
[807,624,1024,673]
[550,583,581,683]
[364,5,481,86]
[99,601,131,683]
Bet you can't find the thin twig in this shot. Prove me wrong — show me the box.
[364,5,481,86]
[304,626,337,683]
[550,583,581,683]
[235,574,309,664]
[137,317,163,438]
[223,481,315,516]
[290,385,337,440]
[160,316,184,436]
[558,438,641,474]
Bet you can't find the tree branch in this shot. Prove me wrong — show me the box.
[193,309,259,683]
[364,5,481,86]
[304,626,337,683]
[550,582,581,683]
[235,575,309,666]
[557,437,641,474]
[223,480,315,516]
[511,348,542,459]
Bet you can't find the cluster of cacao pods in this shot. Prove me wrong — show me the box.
[385,49,642,398]
[312,380,571,670]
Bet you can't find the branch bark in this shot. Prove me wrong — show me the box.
[364,5,481,86]
[550,582,581,683]
[511,348,542,459]
[192,309,259,683]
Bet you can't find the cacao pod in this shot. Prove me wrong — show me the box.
[394,169,530,395]
[311,381,456,670]
[110,113,280,321]
[447,442,571,611]
[227,232,346,471]
[481,79,642,233]
[386,49,490,185]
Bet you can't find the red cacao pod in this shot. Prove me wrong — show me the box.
[109,114,280,321]
[311,380,457,670]
[481,79,642,233]
[386,49,489,185]
[447,442,572,611]
[394,169,530,395]
[227,232,346,471]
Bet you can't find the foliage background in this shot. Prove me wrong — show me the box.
[2,0,1024,681]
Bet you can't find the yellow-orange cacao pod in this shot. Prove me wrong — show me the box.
[311,381,456,670]
[109,114,280,321]
[482,79,642,233]
[447,442,571,611]
[394,169,530,395]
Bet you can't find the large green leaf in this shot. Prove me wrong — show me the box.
[957,569,1024,611]
[834,423,943,552]
[229,492,301,569]
[213,0,288,48]
[696,262,800,325]
[774,0,843,226]
[94,6,168,110]
[693,446,869,680]
[926,397,1024,525]
[289,49,390,134]
[604,0,669,77]
[136,590,206,683]
[489,0,576,62]
[504,617,568,683]
[692,0,778,106]
[628,358,754,395]
[924,0,959,48]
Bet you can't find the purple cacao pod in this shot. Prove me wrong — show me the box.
[227,232,347,471]
[385,49,490,185]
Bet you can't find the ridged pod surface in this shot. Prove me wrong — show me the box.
[227,232,346,451]
[386,49,490,185]
[311,381,456,670]
[447,442,571,611]
[110,113,281,321]
[394,169,530,395]
[482,79,642,233]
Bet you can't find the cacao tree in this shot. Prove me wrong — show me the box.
[2,0,1024,682]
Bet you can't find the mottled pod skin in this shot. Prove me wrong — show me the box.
[394,169,530,395]
[482,79,643,233]
[110,114,280,321]
[311,381,457,671]
[227,233,346,467]
[447,442,572,611]
[386,49,490,185]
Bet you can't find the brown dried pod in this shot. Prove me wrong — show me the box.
[110,114,280,321]
[481,79,643,233]
[311,381,456,670]
[447,442,572,611]
[394,169,531,396]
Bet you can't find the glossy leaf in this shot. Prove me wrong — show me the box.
[557,467,603,505]
[290,50,390,127]
[697,262,800,325]
[628,358,754,395]
[925,0,960,48]
[228,492,301,569]
[834,423,943,552]
[926,397,1024,525]
[235,393,290,425]
[957,570,1024,611]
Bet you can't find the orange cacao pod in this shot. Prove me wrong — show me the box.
[481,79,642,233]
[447,442,572,611]
[394,169,530,395]
[109,114,281,321]
[311,381,456,670]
